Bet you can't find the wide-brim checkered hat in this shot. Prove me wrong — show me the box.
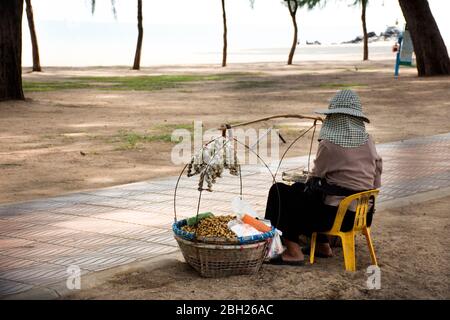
[315,89,370,123]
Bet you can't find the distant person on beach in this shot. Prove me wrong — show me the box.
[265,90,383,265]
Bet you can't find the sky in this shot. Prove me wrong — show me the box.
[22,0,450,66]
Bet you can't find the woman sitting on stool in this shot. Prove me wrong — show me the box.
[265,89,382,265]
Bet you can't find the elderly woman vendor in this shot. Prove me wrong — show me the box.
[265,90,382,265]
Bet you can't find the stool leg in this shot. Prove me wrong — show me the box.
[310,233,317,264]
[363,227,378,266]
[341,233,356,271]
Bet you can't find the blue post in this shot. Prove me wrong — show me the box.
[394,35,403,79]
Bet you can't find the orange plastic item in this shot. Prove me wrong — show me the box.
[241,214,271,233]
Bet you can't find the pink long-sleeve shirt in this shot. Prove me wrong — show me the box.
[310,136,382,207]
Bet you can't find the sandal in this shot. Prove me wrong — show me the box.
[265,255,305,266]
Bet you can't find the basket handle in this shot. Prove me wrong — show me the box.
[273,120,319,182]
[173,135,227,223]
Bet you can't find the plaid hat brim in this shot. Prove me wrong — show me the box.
[314,108,370,123]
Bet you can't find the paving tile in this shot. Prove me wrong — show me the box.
[0,279,34,296]
[49,216,146,234]
[82,189,147,199]
[0,242,87,261]
[0,263,88,286]
[3,224,83,242]
[51,204,121,216]
[124,193,175,203]
[106,226,171,241]
[0,211,74,224]
[49,193,108,204]
[0,221,42,235]
[95,243,178,258]
[47,254,137,272]
[46,233,132,249]
[0,237,36,251]
[77,197,152,210]
[0,200,69,213]
[94,210,173,228]
[0,255,39,270]
[0,205,45,217]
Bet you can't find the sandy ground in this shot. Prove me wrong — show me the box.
[1,61,449,204]
[67,195,450,300]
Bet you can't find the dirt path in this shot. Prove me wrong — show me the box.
[1,61,449,203]
[66,195,450,300]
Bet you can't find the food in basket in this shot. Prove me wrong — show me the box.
[181,215,237,240]
[187,136,239,192]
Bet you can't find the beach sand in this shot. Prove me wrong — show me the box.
[1,60,449,204]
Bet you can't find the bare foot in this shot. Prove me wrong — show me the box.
[282,239,305,262]
[317,243,333,257]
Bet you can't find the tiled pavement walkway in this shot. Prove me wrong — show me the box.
[1,133,450,297]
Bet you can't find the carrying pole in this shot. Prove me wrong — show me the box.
[219,114,323,131]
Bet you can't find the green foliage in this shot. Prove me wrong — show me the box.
[75,75,222,91]
[351,0,368,7]
[23,74,244,92]
[22,81,90,92]
[116,131,175,149]
[283,0,324,10]
[115,123,194,149]
[152,123,195,132]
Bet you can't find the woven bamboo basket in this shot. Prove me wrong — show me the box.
[173,216,276,277]
[174,235,270,277]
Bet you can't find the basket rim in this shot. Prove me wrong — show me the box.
[173,218,276,244]
[174,234,269,249]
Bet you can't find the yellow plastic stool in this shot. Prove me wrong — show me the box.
[310,189,379,271]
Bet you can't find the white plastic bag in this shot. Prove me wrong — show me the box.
[266,229,284,260]
[227,219,262,237]
[231,197,258,218]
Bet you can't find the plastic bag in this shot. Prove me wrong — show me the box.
[266,229,284,260]
[231,197,272,232]
[231,197,258,218]
[227,219,262,237]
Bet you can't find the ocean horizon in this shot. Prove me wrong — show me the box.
[21,21,401,67]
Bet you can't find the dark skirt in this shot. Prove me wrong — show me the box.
[264,182,364,243]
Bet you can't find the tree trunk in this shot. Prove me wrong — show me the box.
[221,0,227,67]
[25,0,41,72]
[287,1,298,65]
[0,0,25,101]
[361,0,368,61]
[398,0,450,76]
[132,0,143,70]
